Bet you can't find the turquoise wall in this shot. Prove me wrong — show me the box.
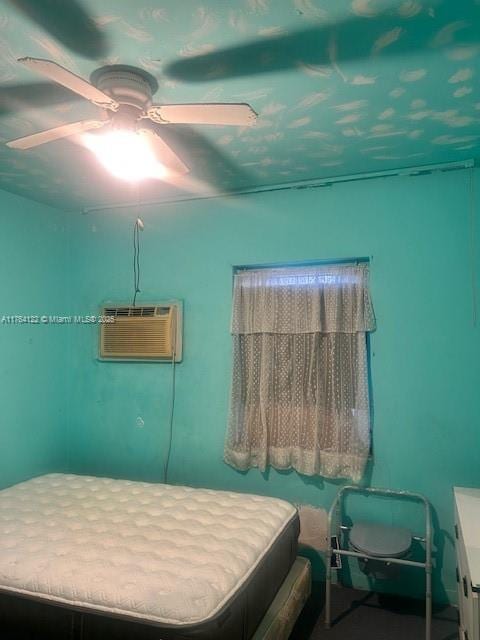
[0,190,69,489]
[65,168,479,604]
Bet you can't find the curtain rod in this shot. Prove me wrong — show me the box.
[80,159,474,215]
[234,257,371,271]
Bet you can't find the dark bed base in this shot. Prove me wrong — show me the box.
[0,514,299,640]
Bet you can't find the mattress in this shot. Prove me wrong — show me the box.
[0,474,299,639]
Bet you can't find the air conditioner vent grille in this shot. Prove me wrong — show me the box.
[100,302,182,362]
[104,306,156,317]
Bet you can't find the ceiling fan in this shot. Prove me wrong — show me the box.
[5,58,257,177]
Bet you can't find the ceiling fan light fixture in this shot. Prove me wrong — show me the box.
[82,129,166,182]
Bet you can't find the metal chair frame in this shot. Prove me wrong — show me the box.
[325,485,432,640]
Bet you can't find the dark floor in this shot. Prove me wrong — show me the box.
[0,584,459,640]
[291,583,459,640]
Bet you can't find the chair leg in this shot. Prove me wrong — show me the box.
[425,564,432,640]
[325,548,332,628]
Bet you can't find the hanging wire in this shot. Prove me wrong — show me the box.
[132,219,141,307]
[127,183,177,484]
[132,185,142,307]
[163,313,177,484]
[163,354,177,484]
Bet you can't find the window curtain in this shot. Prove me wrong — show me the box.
[224,264,376,482]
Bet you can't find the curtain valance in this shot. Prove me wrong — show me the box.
[231,264,375,335]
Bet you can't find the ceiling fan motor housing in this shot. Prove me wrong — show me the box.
[91,65,159,118]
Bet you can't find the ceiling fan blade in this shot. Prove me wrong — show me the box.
[147,103,257,127]
[0,82,84,116]
[150,125,253,193]
[7,0,108,60]
[19,58,119,111]
[165,2,480,82]
[6,119,105,150]
[139,128,189,175]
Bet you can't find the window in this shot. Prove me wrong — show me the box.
[224,263,375,482]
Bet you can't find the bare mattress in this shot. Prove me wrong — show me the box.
[0,474,299,639]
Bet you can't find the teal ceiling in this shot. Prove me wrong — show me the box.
[0,0,479,211]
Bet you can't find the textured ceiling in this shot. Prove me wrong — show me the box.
[0,0,479,211]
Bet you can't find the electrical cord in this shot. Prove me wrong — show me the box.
[132,219,141,307]
[129,203,176,482]
[128,204,176,483]
[163,354,177,484]
[163,314,177,484]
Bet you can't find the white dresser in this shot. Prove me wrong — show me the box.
[454,487,480,640]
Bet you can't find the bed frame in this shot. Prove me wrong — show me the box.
[0,557,311,640]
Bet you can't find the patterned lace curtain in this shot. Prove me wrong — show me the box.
[224,264,376,482]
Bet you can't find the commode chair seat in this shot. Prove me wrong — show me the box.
[350,521,412,558]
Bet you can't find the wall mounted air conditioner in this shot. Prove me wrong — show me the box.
[99,301,182,362]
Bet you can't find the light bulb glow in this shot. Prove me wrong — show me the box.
[83,130,166,182]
